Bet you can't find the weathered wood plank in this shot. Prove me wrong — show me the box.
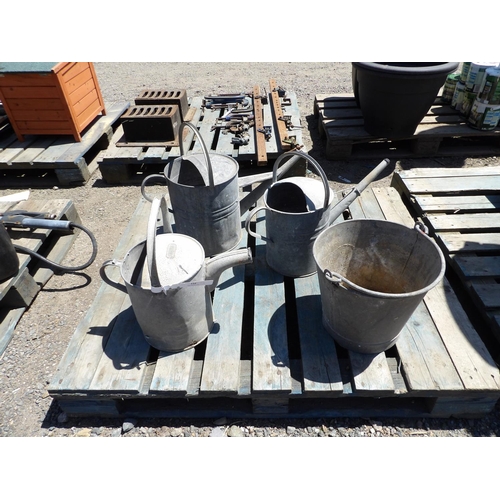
[400,177,500,195]
[452,255,500,278]
[424,278,500,391]
[88,298,152,394]
[55,101,128,168]
[349,351,395,394]
[294,274,343,393]
[426,213,500,231]
[374,186,500,392]
[150,348,195,395]
[397,301,463,392]
[199,228,248,395]
[29,137,74,164]
[413,194,500,213]
[438,233,500,253]
[48,198,151,393]
[397,166,500,179]
[7,137,56,166]
[471,283,500,310]
[252,210,291,393]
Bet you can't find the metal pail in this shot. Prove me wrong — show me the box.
[141,121,241,257]
[245,151,335,277]
[313,219,446,354]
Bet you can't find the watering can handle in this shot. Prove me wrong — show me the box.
[245,206,271,242]
[141,173,166,201]
[179,121,215,188]
[100,259,127,294]
[271,150,330,210]
[146,197,170,289]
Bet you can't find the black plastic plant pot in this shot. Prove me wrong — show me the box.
[352,62,459,139]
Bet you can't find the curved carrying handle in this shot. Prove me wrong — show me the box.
[146,197,171,289]
[323,269,361,292]
[245,206,270,242]
[141,173,168,203]
[100,259,127,293]
[271,150,330,210]
[178,121,215,188]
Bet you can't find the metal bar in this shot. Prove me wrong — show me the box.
[269,78,290,151]
[253,85,267,166]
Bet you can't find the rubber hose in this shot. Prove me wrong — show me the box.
[13,222,98,273]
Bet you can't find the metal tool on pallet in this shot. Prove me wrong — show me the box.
[0,210,98,274]
[203,93,252,110]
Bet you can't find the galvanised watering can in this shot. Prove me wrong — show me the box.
[245,151,390,277]
[141,121,241,257]
[100,197,252,352]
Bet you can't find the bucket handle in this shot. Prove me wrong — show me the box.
[245,206,271,242]
[177,121,215,188]
[272,150,330,211]
[323,269,375,296]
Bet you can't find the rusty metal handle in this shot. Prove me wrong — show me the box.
[179,121,214,188]
[271,150,330,210]
[414,221,429,235]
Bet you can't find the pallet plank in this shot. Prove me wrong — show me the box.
[150,349,195,395]
[49,198,151,393]
[87,298,152,394]
[378,181,500,390]
[315,94,500,160]
[294,274,343,393]
[199,228,248,395]
[252,211,291,393]
[393,168,500,352]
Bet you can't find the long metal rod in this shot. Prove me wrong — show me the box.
[329,158,391,223]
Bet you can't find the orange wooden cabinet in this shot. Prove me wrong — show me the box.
[0,62,106,142]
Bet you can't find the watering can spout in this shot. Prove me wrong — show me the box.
[328,158,391,225]
[205,247,253,292]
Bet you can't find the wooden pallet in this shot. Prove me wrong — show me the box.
[0,198,81,355]
[0,102,128,186]
[47,186,500,419]
[98,91,303,185]
[392,165,500,355]
[314,94,500,160]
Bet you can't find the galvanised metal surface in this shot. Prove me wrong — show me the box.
[100,197,252,353]
[313,219,446,354]
[141,122,242,257]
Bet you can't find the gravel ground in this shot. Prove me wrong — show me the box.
[1,62,500,440]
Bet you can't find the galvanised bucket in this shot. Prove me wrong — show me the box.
[100,197,252,352]
[313,219,446,354]
[245,151,336,277]
[141,121,241,257]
